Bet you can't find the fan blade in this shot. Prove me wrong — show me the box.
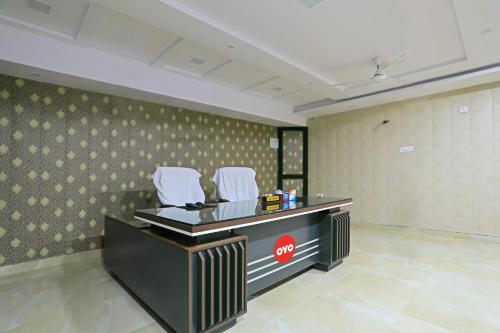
[330,78,373,87]
[382,53,406,73]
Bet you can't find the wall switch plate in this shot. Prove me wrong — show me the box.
[270,137,279,149]
[400,145,415,153]
[459,106,469,113]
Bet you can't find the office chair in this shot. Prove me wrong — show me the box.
[152,167,205,207]
[212,167,259,202]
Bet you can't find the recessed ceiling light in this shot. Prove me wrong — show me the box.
[272,87,283,92]
[300,0,325,8]
[227,44,235,49]
[480,28,492,34]
[190,57,205,65]
[32,72,42,77]
[26,0,51,14]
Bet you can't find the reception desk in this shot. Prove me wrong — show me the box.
[103,197,352,333]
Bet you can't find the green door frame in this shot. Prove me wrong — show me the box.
[277,127,308,197]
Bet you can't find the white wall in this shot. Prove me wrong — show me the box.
[309,82,500,236]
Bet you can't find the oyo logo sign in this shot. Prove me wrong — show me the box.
[273,235,296,263]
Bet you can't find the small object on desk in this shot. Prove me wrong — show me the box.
[185,202,216,210]
[185,202,204,210]
[288,189,297,201]
[283,200,297,210]
[262,202,282,211]
[261,193,282,203]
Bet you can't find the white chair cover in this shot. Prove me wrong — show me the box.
[212,167,259,202]
[152,167,205,206]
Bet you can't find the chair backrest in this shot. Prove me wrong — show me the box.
[212,167,259,201]
[152,167,205,206]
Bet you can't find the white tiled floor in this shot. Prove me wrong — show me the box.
[2,223,500,333]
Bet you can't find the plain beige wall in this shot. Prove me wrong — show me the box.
[309,82,500,236]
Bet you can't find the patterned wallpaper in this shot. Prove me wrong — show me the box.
[283,131,303,175]
[309,82,500,236]
[0,74,277,266]
[282,131,304,195]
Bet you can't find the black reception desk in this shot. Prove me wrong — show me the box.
[103,197,353,333]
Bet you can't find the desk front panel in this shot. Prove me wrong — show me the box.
[239,211,328,295]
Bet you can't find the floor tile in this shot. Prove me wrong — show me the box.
[1,223,500,333]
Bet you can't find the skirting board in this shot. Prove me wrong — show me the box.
[0,249,102,278]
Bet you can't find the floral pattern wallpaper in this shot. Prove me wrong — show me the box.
[282,131,304,195]
[0,75,277,266]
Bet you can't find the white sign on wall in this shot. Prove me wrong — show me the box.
[459,106,469,113]
[400,146,415,153]
[270,137,279,149]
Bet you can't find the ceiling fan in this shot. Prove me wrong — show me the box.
[331,54,407,87]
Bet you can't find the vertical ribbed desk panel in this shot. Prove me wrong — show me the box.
[333,210,350,261]
[195,240,246,332]
[316,210,350,271]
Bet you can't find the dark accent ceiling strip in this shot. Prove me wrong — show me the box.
[294,62,500,113]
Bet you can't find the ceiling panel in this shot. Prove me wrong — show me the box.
[155,39,230,77]
[2,0,499,119]
[453,0,500,63]
[89,7,179,64]
[178,0,466,85]
[0,0,89,39]
[278,89,326,106]
[204,60,275,90]
[246,77,303,99]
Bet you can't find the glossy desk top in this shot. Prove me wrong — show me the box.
[135,197,352,236]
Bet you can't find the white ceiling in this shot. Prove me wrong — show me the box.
[179,0,467,84]
[0,0,89,38]
[0,0,499,124]
[88,5,179,64]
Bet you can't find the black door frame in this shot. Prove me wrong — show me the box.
[277,127,308,197]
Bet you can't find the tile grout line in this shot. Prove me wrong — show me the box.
[0,250,102,278]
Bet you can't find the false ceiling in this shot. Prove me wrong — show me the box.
[0,0,499,124]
